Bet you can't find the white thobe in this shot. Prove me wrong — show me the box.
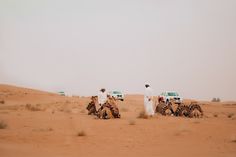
[144,87,154,116]
[98,91,107,105]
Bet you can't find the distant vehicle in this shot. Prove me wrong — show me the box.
[58,91,65,96]
[109,91,124,101]
[159,91,183,104]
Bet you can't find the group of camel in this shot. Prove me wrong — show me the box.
[155,97,204,118]
[86,96,121,119]
[86,96,203,119]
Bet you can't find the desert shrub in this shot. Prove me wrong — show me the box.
[193,120,200,124]
[0,111,9,114]
[65,100,71,104]
[227,113,234,118]
[128,119,136,125]
[25,104,42,111]
[212,98,221,102]
[121,107,129,112]
[48,127,53,131]
[0,120,7,129]
[63,109,72,113]
[0,100,5,104]
[230,135,236,143]
[137,110,148,119]
[33,127,53,132]
[80,109,86,114]
[77,130,86,136]
[213,113,218,117]
[231,139,236,143]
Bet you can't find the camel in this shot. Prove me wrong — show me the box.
[97,96,121,119]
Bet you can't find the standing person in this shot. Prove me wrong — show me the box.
[98,88,107,106]
[144,83,155,116]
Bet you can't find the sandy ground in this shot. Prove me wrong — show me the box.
[0,84,236,157]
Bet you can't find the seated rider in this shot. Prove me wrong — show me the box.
[98,88,107,107]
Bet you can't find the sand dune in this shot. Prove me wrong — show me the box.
[0,85,235,157]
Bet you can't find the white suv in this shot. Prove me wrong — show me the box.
[108,91,124,101]
[159,91,183,104]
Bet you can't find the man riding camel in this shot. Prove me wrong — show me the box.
[98,88,107,107]
[96,88,121,119]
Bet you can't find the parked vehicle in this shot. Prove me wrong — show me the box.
[159,91,183,104]
[108,91,124,101]
[58,91,65,96]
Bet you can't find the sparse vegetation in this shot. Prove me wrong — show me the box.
[80,109,86,114]
[174,132,181,136]
[193,120,200,124]
[0,111,9,114]
[0,100,5,104]
[121,107,129,112]
[204,115,209,118]
[128,119,136,125]
[63,108,72,113]
[231,139,236,143]
[213,113,218,117]
[230,135,236,143]
[211,97,221,102]
[65,100,71,104]
[32,127,53,132]
[0,120,7,129]
[72,95,80,98]
[174,125,190,136]
[137,110,148,119]
[178,125,189,133]
[48,127,53,131]
[77,130,86,136]
[25,104,42,111]
[227,113,234,118]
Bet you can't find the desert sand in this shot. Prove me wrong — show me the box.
[0,84,235,157]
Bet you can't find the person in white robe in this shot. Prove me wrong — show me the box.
[98,88,107,106]
[144,83,154,116]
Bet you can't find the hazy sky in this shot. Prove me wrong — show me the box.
[0,0,236,100]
